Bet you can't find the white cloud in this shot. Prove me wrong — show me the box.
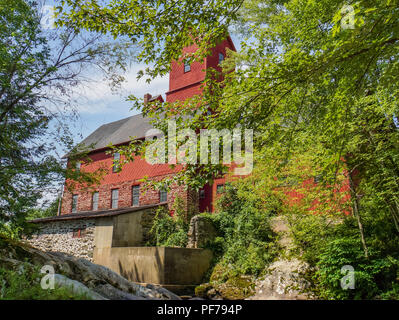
[72,64,169,115]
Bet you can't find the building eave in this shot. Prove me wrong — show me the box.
[29,203,165,223]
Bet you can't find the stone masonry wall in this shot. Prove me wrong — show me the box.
[25,219,95,261]
[187,215,217,249]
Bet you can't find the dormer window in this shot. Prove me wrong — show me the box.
[218,53,224,64]
[184,60,191,73]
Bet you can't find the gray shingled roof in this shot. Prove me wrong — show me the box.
[77,113,154,153]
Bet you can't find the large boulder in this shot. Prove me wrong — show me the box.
[0,236,180,300]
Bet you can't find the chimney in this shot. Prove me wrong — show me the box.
[143,93,152,105]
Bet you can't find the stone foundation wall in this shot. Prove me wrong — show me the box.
[25,220,96,261]
[187,215,217,248]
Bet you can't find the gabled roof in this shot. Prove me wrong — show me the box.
[76,113,154,154]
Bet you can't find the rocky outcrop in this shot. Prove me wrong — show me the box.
[0,236,180,300]
[246,216,315,300]
[247,258,312,300]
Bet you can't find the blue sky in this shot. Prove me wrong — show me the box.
[40,1,242,149]
[68,38,242,146]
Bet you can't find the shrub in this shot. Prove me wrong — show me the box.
[314,237,399,299]
[202,183,279,280]
[287,210,399,299]
[147,196,189,247]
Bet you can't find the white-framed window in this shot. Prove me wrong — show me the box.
[132,185,140,206]
[72,194,78,213]
[92,192,99,211]
[112,152,120,173]
[160,189,167,203]
[184,60,191,73]
[111,189,119,209]
[218,52,224,64]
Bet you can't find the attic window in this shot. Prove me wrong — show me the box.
[184,60,191,73]
[218,52,224,64]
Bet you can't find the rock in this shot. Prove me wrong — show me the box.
[247,258,313,300]
[54,274,107,300]
[246,216,315,300]
[0,236,181,300]
[93,284,146,300]
[187,215,217,248]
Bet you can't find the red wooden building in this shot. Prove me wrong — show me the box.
[60,36,236,216]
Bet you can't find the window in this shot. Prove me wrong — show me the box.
[72,228,86,238]
[111,189,119,209]
[199,189,205,199]
[72,195,78,213]
[184,60,191,73]
[92,192,99,211]
[160,189,167,203]
[132,185,140,206]
[75,161,81,172]
[314,174,323,184]
[218,52,224,64]
[216,184,225,194]
[112,152,120,173]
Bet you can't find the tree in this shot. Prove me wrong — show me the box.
[57,0,399,239]
[56,0,244,80]
[0,0,133,231]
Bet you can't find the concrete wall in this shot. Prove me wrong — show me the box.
[111,206,157,247]
[93,247,212,286]
[27,206,160,259]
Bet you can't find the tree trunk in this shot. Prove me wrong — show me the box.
[348,172,369,259]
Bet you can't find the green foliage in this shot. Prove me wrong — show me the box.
[26,199,60,221]
[57,0,243,81]
[203,182,278,280]
[0,263,89,300]
[315,237,399,300]
[0,223,23,241]
[0,0,133,233]
[147,196,189,247]
[288,211,399,299]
